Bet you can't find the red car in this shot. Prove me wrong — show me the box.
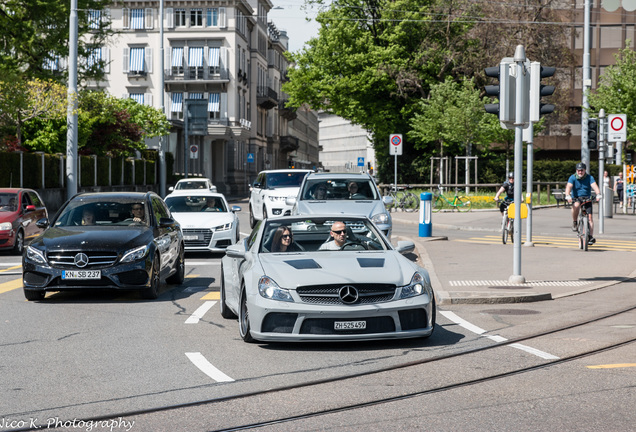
[0,188,49,255]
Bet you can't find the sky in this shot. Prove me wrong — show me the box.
[268,2,323,53]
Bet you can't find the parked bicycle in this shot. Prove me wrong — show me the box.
[432,185,471,212]
[386,186,419,212]
[497,199,514,244]
[574,196,593,251]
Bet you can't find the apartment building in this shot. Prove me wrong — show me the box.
[83,1,319,195]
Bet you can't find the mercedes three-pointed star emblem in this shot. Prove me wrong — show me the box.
[74,253,89,268]
[338,285,359,304]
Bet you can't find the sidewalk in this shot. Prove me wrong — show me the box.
[391,205,636,305]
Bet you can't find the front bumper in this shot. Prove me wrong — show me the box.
[182,228,234,252]
[246,292,434,342]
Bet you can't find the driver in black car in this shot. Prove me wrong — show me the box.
[319,221,348,250]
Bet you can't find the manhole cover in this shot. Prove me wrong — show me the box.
[482,309,540,315]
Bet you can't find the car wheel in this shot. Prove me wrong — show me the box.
[249,205,256,228]
[23,288,45,301]
[141,255,160,299]
[12,229,24,255]
[166,245,185,285]
[219,266,237,319]
[238,287,256,343]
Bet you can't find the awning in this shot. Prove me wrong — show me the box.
[189,92,203,99]
[171,47,183,67]
[130,9,144,29]
[88,10,101,29]
[208,93,219,112]
[171,93,183,112]
[208,47,220,68]
[129,47,145,72]
[188,47,204,67]
[87,47,101,67]
[43,56,59,71]
[130,93,144,104]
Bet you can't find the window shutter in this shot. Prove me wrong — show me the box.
[104,48,110,73]
[219,46,227,70]
[220,93,228,119]
[166,8,174,28]
[145,93,153,106]
[145,8,154,29]
[123,47,129,73]
[104,8,111,29]
[219,7,226,28]
[122,8,129,29]
[145,48,153,73]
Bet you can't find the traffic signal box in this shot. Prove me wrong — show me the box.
[587,118,598,150]
[529,63,555,122]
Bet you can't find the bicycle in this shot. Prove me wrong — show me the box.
[432,185,471,213]
[497,199,514,244]
[386,186,419,212]
[573,196,593,251]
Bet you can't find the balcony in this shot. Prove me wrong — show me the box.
[280,136,299,153]
[164,67,230,83]
[278,100,297,120]
[257,86,278,109]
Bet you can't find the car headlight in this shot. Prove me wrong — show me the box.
[215,222,232,231]
[400,272,430,299]
[0,222,12,231]
[268,196,286,202]
[121,245,150,263]
[371,212,389,225]
[258,276,294,302]
[26,246,47,264]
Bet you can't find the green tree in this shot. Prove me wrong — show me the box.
[588,46,636,145]
[0,0,114,83]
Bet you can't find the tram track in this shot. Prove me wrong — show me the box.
[15,301,635,432]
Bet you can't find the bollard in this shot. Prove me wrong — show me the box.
[604,185,613,218]
[419,192,432,237]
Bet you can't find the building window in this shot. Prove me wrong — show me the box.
[171,92,183,119]
[130,9,144,29]
[209,47,220,74]
[188,47,204,79]
[129,93,144,104]
[175,9,186,27]
[207,8,218,27]
[87,10,101,29]
[129,47,145,73]
[190,8,203,27]
[171,47,184,75]
[43,55,60,71]
[208,93,220,120]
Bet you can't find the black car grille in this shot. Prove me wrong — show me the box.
[47,251,118,268]
[300,317,396,334]
[182,228,212,247]
[296,284,397,305]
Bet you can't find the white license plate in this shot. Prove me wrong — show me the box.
[334,320,366,330]
[62,270,101,280]
[184,235,201,241]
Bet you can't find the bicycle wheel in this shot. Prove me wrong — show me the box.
[501,216,509,244]
[403,192,419,212]
[456,197,472,212]
[582,216,589,251]
[509,219,514,243]
[432,196,444,213]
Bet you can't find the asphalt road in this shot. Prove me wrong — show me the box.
[0,205,633,432]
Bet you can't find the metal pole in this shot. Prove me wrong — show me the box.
[184,101,189,178]
[394,154,397,194]
[524,123,534,246]
[511,45,526,284]
[599,109,605,233]
[581,0,592,167]
[66,0,79,200]
[159,0,166,197]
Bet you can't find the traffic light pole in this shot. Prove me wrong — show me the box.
[581,0,592,167]
[511,46,526,284]
[598,109,605,234]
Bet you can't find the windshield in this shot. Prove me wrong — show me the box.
[54,198,149,227]
[266,172,308,189]
[175,180,209,190]
[165,195,227,213]
[300,178,379,200]
[0,193,18,212]
[260,218,387,253]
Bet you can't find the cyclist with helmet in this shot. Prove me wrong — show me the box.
[565,162,601,244]
[494,172,515,215]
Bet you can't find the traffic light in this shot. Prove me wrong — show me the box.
[587,118,598,150]
[484,61,513,124]
[529,62,556,122]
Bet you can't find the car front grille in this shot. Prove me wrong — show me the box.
[300,317,396,334]
[296,283,397,305]
[182,228,212,247]
[47,251,118,268]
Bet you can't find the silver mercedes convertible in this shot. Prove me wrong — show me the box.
[220,215,436,343]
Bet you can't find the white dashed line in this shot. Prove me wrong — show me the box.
[185,301,216,324]
[185,352,234,382]
[440,311,559,360]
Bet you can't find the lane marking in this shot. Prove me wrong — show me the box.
[0,278,23,295]
[0,265,22,272]
[185,352,234,382]
[186,274,200,278]
[186,261,221,266]
[440,310,559,360]
[185,301,216,324]
[587,363,636,369]
[201,291,220,300]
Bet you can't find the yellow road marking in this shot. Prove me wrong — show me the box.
[0,278,23,295]
[0,265,22,273]
[201,292,220,300]
[186,274,200,278]
[587,364,636,369]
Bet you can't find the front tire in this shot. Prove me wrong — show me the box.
[12,229,24,255]
[249,205,256,228]
[24,288,45,301]
[432,197,443,213]
[141,255,160,299]
[166,245,185,285]
[456,197,471,212]
[238,288,256,343]
[502,217,509,245]
[219,266,236,319]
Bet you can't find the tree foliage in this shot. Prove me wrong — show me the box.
[588,46,636,145]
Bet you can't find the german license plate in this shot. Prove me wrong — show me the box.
[334,320,366,330]
[62,270,101,280]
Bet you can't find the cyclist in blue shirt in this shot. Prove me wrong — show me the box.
[565,162,601,244]
[494,173,515,215]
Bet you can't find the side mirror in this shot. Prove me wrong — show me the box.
[168,186,175,192]
[225,243,246,259]
[159,217,176,228]
[36,218,50,229]
[382,196,394,206]
[395,240,415,255]
[231,205,241,213]
[253,182,262,189]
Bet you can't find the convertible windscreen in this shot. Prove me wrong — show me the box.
[260,219,388,253]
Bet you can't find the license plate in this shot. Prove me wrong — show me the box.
[334,320,366,330]
[62,270,101,280]
[184,235,201,241]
